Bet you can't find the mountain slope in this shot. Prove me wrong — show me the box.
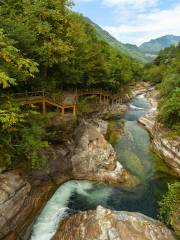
[140,35,180,53]
[84,17,149,63]
[84,18,180,63]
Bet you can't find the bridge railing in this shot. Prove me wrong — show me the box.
[45,92,64,104]
[14,91,46,100]
[12,91,77,106]
[77,88,111,97]
[11,89,125,106]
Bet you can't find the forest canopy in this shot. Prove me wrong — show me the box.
[0,0,142,92]
[0,0,142,168]
[144,43,180,131]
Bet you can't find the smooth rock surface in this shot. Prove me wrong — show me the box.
[71,120,128,183]
[0,171,56,240]
[87,118,108,136]
[54,205,176,240]
[0,171,31,239]
[139,88,180,177]
[100,104,128,119]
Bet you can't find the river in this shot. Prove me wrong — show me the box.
[30,94,177,240]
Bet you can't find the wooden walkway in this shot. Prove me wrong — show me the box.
[77,89,110,105]
[12,89,125,116]
[14,91,77,116]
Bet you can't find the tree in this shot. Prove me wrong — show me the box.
[159,182,180,237]
[0,29,38,88]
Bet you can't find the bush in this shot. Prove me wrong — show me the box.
[0,103,49,169]
[158,88,180,128]
[159,182,180,237]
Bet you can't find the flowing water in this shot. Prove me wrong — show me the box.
[31,94,177,240]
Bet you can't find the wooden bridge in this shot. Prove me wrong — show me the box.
[14,91,77,116]
[11,89,125,116]
[77,89,110,105]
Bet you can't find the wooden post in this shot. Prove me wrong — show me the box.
[42,96,46,114]
[107,96,109,105]
[100,94,102,104]
[62,107,64,115]
[73,105,76,117]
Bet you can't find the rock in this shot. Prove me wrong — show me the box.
[130,82,150,98]
[2,232,17,240]
[0,171,55,239]
[100,104,128,119]
[71,120,128,184]
[0,167,6,174]
[139,88,180,177]
[53,206,176,240]
[87,118,108,135]
[0,171,31,239]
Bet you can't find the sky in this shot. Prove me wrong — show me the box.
[72,0,180,45]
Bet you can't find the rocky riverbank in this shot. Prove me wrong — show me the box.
[0,115,77,239]
[139,88,180,177]
[53,206,176,240]
[98,82,151,120]
[0,117,128,239]
[71,119,128,184]
[0,170,57,240]
[1,82,176,240]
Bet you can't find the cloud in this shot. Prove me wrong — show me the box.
[104,4,180,45]
[102,0,157,8]
[74,0,180,44]
[75,0,157,8]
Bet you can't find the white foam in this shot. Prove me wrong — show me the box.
[76,181,93,196]
[30,180,101,240]
[129,104,144,110]
[30,180,114,240]
[31,180,77,240]
[136,94,145,99]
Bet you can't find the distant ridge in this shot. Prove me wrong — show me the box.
[84,17,180,63]
[140,35,180,53]
[84,17,151,63]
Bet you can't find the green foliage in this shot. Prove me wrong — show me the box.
[144,43,180,129]
[0,107,49,169]
[0,0,142,169]
[0,29,39,88]
[84,17,152,63]
[0,0,141,91]
[0,100,25,130]
[78,96,95,114]
[18,117,49,169]
[158,88,180,128]
[159,182,180,237]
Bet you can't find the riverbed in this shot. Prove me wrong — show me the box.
[30,94,177,240]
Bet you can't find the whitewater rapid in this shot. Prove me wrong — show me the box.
[30,93,172,240]
[30,180,112,240]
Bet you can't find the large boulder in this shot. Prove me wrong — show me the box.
[0,171,55,240]
[71,120,128,184]
[0,171,31,239]
[54,206,176,240]
[100,104,128,120]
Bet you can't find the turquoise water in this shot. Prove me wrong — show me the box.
[31,94,177,240]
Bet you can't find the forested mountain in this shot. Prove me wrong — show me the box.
[140,35,180,53]
[144,43,180,131]
[84,17,151,63]
[0,1,142,92]
[0,0,142,168]
[85,18,180,64]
